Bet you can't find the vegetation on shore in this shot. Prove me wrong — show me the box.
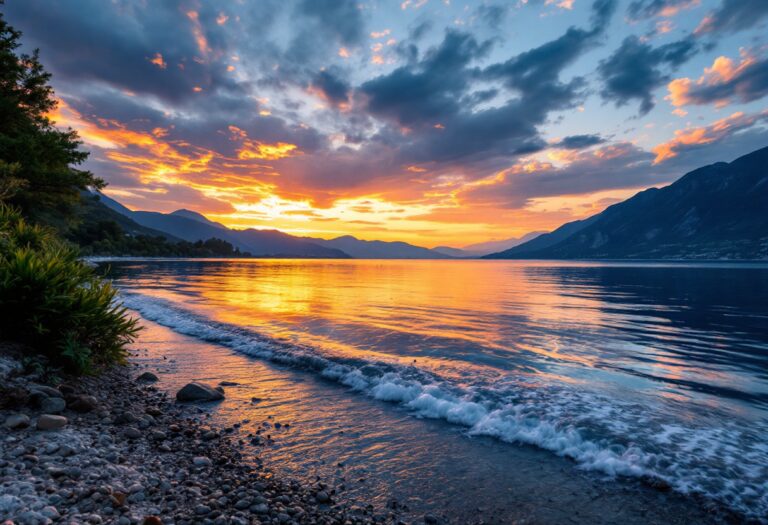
[0,10,139,373]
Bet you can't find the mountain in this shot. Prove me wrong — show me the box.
[77,193,182,242]
[431,246,470,258]
[96,192,349,258]
[486,146,768,260]
[433,232,547,258]
[307,235,452,259]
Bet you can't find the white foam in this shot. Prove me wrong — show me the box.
[120,292,768,519]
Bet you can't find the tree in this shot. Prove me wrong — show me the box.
[0,7,103,227]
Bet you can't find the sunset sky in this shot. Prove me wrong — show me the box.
[5,0,768,247]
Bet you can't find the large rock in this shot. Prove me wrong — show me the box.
[68,395,98,413]
[37,414,67,431]
[175,382,225,402]
[137,371,159,382]
[41,397,66,414]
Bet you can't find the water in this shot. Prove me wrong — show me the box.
[104,259,768,520]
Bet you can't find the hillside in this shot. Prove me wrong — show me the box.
[96,193,349,258]
[486,146,768,260]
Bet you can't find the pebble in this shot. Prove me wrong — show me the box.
[193,456,212,467]
[124,427,142,439]
[37,414,67,430]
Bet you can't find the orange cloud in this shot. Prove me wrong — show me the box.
[228,126,300,161]
[148,53,167,69]
[667,51,758,108]
[186,10,210,58]
[651,111,767,163]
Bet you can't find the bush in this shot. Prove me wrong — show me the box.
[0,205,140,373]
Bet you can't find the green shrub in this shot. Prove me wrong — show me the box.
[0,205,140,373]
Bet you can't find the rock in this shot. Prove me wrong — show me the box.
[41,506,60,519]
[315,491,331,503]
[251,503,268,514]
[218,381,238,386]
[424,515,439,524]
[69,395,99,413]
[192,456,212,467]
[41,396,67,414]
[142,517,163,525]
[114,411,138,424]
[37,414,67,431]
[31,384,63,398]
[149,430,166,440]
[137,372,159,382]
[124,427,142,439]
[4,413,31,429]
[175,382,225,402]
[195,504,211,515]
[234,499,251,510]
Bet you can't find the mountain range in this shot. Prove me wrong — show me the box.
[485,146,768,260]
[88,145,768,260]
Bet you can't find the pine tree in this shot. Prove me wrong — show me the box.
[0,6,104,227]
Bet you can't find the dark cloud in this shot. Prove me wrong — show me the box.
[296,0,365,47]
[357,0,618,170]
[311,69,351,106]
[555,134,606,149]
[362,30,493,127]
[475,4,509,30]
[695,0,768,36]
[598,35,697,114]
[3,0,244,104]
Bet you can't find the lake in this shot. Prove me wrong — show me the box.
[105,259,768,520]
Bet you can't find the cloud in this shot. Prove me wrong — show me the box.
[598,35,698,114]
[310,69,352,107]
[554,134,606,149]
[651,110,768,163]
[459,143,667,209]
[694,0,768,36]
[666,51,768,108]
[626,0,700,20]
[296,0,365,46]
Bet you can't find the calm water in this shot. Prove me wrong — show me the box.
[105,259,768,519]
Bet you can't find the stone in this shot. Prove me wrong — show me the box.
[195,504,211,515]
[41,396,67,414]
[137,372,159,382]
[218,381,238,386]
[114,411,138,424]
[234,499,250,510]
[69,395,99,413]
[192,456,212,467]
[4,413,30,429]
[315,491,331,503]
[37,414,67,431]
[124,427,142,439]
[142,517,163,525]
[175,382,225,402]
[31,385,63,398]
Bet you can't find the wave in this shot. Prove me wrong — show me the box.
[120,291,768,520]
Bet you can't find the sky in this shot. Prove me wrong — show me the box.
[4,0,768,247]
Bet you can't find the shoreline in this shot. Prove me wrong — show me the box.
[0,347,403,525]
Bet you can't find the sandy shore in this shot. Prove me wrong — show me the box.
[0,348,408,525]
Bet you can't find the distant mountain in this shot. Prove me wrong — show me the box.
[431,246,470,258]
[96,192,349,258]
[307,235,452,259]
[486,146,768,260]
[434,232,547,258]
